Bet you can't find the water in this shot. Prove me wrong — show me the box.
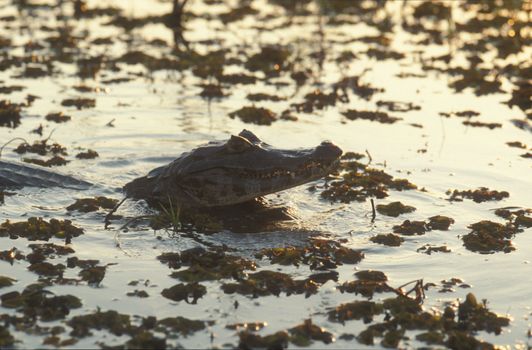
[0,0,530,348]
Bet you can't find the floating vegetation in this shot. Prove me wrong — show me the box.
[222,270,319,298]
[245,45,291,76]
[342,109,401,124]
[68,310,133,338]
[494,207,532,229]
[199,84,226,99]
[0,85,24,94]
[321,157,417,203]
[0,217,84,241]
[247,93,285,102]
[369,233,404,247]
[238,330,289,349]
[66,196,118,213]
[14,140,67,156]
[447,187,509,203]
[426,215,455,230]
[158,247,256,282]
[462,220,520,254]
[338,270,392,298]
[45,112,71,123]
[417,244,451,255]
[393,220,427,236]
[440,110,480,118]
[61,98,96,110]
[376,201,416,217]
[126,290,149,298]
[23,155,69,167]
[439,277,471,293]
[328,300,383,323]
[365,48,405,60]
[161,282,206,304]
[1,284,82,321]
[255,238,364,269]
[0,100,22,128]
[291,89,348,113]
[462,120,502,129]
[289,319,334,346]
[376,100,421,112]
[0,276,16,288]
[228,106,277,125]
[75,149,99,159]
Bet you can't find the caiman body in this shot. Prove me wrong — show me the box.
[1,130,342,219]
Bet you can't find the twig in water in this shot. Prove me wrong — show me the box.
[365,149,372,164]
[104,197,127,229]
[370,198,376,222]
[0,138,29,159]
[43,128,57,143]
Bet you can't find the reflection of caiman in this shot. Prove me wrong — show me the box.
[1,130,342,228]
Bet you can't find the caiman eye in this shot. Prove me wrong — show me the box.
[226,135,253,153]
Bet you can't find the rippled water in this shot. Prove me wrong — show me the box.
[0,0,531,348]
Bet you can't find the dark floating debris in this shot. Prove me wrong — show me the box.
[0,276,16,288]
[462,120,502,129]
[338,270,392,298]
[393,220,427,236]
[14,139,67,156]
[1,284,82,321]
[369,233,404,247]
[247,93,285,102]
[393,215,455,236]
[292,89,348,113]
[158,247,256,283]
[75,149,99,159]
[342,109,401,124]
[417,244,451,255]
[462,220,521,254]
[0,217,84,241]
[66,197,117,213]
[23,156,69,167]
[221,270,319,298]
[376,100,421,112]
[447,187,509,203]
[255,238,364,269]
[45,112,71,123]
[61,98,96,110]
[506,141,526,149]
[426,215,455,230]
[376,201,416,217]
[161,282,206,304]
[321,155,416,203]
[228,106,277,125]
[199,84,226,99]
[0,100,23,128]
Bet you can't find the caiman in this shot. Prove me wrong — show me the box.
[0,130,342,229]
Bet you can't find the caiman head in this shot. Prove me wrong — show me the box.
[124,129,342,208]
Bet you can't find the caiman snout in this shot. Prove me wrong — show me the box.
[314,141,343,161]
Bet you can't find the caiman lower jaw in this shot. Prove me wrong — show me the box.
[237,160,338,180]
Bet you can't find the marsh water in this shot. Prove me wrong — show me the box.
[0,0,531,348]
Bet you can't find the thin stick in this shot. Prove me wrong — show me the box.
[0,137,29,159]
[370,198,376,222]
[365,149,372,164]
[104,197,127,229]
[43,127,57,143]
